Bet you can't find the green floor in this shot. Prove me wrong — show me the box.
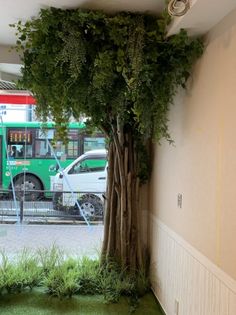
[0,291,164,315]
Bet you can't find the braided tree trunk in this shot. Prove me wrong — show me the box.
[101,122,145,271]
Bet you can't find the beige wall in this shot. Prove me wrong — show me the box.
[150,8,236,280]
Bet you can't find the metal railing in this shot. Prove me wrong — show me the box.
[0,189,105,224]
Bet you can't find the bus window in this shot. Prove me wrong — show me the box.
[67,140,78,158]
[35,129,54,158]
[36,129,54,140]
[84,137,105,152]
[7,128,33,159]
[8,145,18,158]
[53,141,66,159]
[8,144,33,158]
[35,139,51,157]
[24,145,33,158]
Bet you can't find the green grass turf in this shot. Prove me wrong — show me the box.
[0,290,164,315]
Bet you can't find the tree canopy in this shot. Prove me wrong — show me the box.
[14,8,203,144]
[13,7,203,270]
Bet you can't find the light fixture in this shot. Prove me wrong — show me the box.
[168,0,190,17]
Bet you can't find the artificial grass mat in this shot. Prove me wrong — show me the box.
[0,290,164,315]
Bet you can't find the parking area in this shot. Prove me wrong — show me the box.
[0,223,103,258]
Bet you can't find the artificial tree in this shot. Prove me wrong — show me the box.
[13,7,203,271]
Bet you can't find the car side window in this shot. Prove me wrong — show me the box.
[68,157,107,174]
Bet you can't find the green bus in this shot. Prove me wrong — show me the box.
[0,121,105,200]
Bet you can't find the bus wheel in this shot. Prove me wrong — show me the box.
[77,194,103,221]
[13,175,42,201]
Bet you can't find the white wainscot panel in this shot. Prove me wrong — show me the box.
[150,216,236,315]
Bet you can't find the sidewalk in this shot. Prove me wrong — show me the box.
[0,224,103,258]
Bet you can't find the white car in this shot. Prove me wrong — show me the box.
[51,149,107,219]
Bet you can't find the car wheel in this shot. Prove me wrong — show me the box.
[77,194,103,221]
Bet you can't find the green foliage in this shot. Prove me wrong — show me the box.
[37,244,63,275]
[14,249,42,289]
[76,257,101,295]
[0,249,41,294]
[44,258,80,298]
[13,8,203,173]
[0,249,150,303]
[92,261,149,310]
[99,266,136,303]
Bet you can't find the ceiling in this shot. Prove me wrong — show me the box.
[0,0,236,82]
[0,0,164,46]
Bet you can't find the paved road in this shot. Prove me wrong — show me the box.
[0,224,103,258]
